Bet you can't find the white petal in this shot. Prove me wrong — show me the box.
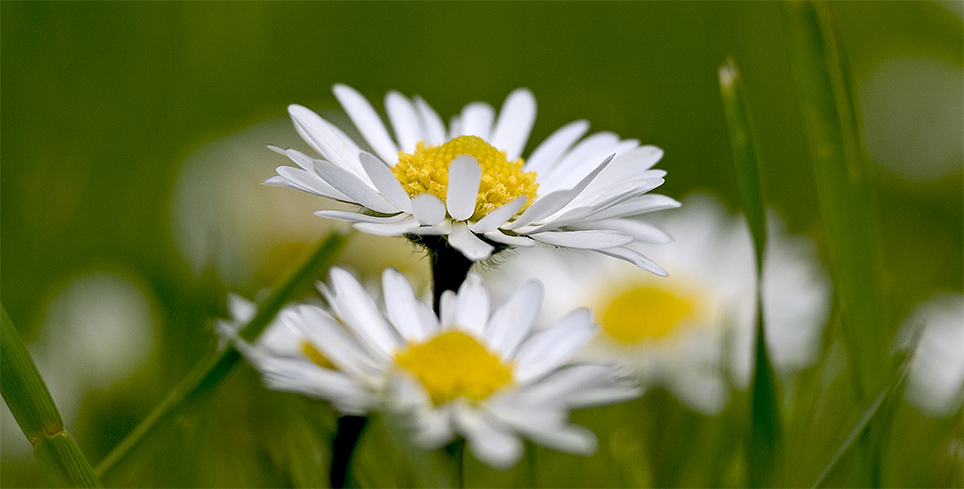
[519,364,641,408]
[569,219,672,244]
[271,166,348,201]
[411,193,447,226]
[312,160,399,214]
[483,231,534,247]
[449,222,494,261]
[529,229,633,249]
[446,155,483,221]
[486,281,542,359]
[333,84,400,164]
[256,356,373,415]
[490,88,536,160]
[385,91,424,154]
[524,120,590,175]
[540,138,640,193]
[538,132,619,187]
[454,407,523,470]
[414,96,448,145]
[505,154,615,230]
[515,421,597,456]
[314,210,409,224]
[382,268,432,342]
[353,215,421,236]
[469,196,527,234]
[454,273,490,337]
[455,102,495,140]
[439,290,458,327]
[326,268,402,358]
[572,194,681,222]
[360,152,413,213]
[287,104,366,176]
[290,305,381,380]
[513,309,597,383]
[593,247,668,276]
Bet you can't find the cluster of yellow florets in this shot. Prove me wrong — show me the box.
[392,136,539,221]
[395,330,513,405]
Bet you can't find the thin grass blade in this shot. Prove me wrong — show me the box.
[719,57,782,487]
[95,231,351,479]
[782,0,887,400]
[1,305,102,488]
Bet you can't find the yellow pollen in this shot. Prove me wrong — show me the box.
[600,286,696,344]
[301,340,337,370]
[394,330,513,405]
[393,136,539,221]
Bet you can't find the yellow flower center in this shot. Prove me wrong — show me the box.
[301,340,337,370]
[394,330,513,405]
[600,286,696,344]
[393,135,539,221]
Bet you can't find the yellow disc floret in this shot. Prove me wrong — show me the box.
[600,286,696,344]
[393,136,539,221]
[395,330,513,405]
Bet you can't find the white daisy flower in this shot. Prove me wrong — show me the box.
[223,267,640,469]
[484,194,832,415]
[265,84,676,273]
[899,293,964,417]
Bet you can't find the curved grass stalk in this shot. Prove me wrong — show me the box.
[94,231,351,479]
[1,305,102,488]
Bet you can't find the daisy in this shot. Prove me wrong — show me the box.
[222,267,640,469]
[484,194,831,415]
[265,84,676,274]
[898,293,964,417]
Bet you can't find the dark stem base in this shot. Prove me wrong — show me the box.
[412,235,475,312]
[330,415,368,489]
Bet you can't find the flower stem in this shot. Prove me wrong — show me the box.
[444,438,466,488]
[330,415,368,488]
[425,236,474,312]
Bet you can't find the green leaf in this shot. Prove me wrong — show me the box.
[782,0,887,400]
[95,231,351,480]
[812,342,915,488]
[1,305,102,488]
[718,57,782,487]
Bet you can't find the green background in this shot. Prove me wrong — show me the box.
[2,2,961,487]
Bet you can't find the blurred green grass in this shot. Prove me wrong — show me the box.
[2,2,961,487]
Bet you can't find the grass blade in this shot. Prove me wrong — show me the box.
[94,231,351,479]
[1,305,102,487]
[812,343,915,488]
[719,57,782,487]
[782,0,887,400]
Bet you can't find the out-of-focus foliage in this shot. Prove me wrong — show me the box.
[2,2,961,488]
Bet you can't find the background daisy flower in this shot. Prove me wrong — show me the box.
[898,293,964,418]
[266,84,677,273]
[223,267,640,469]
[485,193,832,415]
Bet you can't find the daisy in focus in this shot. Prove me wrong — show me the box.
[265,84,676,273]
[220,267,640,468]
[485,194,831,415]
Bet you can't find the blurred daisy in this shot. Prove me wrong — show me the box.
[222,267,640,468]
[266,84,676,273]
[899,293,964,417]
[484,194,831,415]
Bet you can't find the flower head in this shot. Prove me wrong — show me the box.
[266,85,677,274]
[485,194,832,415]
[899,293,964,417]
[223,267,640,469]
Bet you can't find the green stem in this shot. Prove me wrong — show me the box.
[444,438,466,489]
[94,231,351,479]
[1,305,102,488]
